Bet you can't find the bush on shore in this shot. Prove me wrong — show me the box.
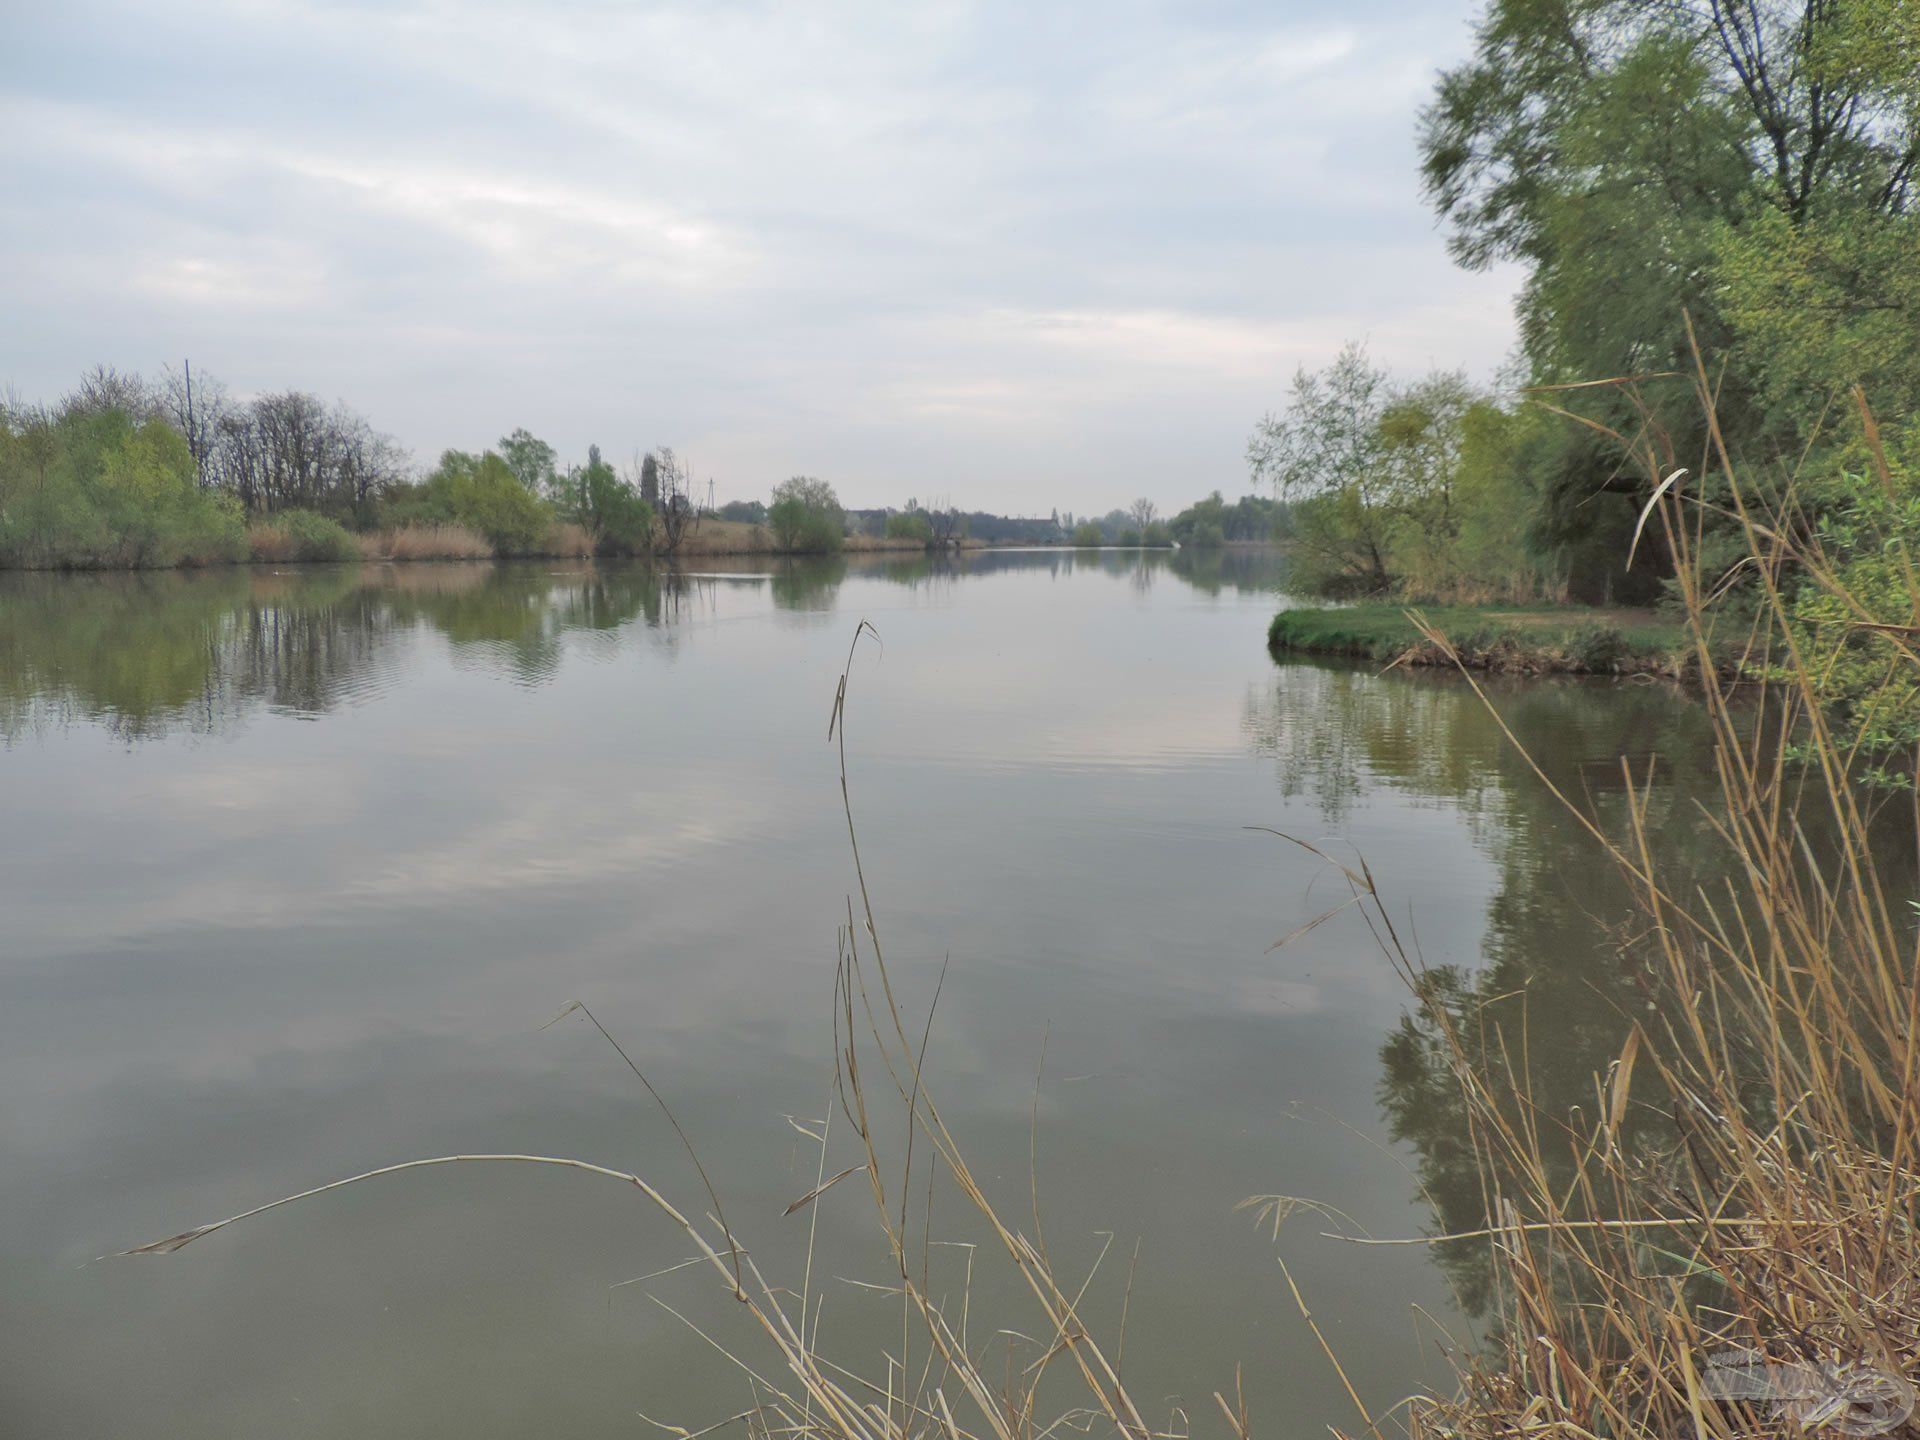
[0,405,246,569]
[247,509,360,564]
[884,510,933,544]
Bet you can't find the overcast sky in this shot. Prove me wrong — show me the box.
[2,0,1519,515]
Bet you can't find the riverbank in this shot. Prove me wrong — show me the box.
[1268,602,1718,677]
[3,518,977,570]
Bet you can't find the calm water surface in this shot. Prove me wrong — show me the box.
[0,551,1716,1437]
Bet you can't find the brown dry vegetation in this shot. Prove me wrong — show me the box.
[1351,379,1920,1440]
[243,524,298,564]
[357,523,494,562]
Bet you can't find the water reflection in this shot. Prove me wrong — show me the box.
[1,549,1285,743]
[12,542,1796,1437]
[1250,659,1916,1313]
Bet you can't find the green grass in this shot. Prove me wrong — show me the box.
[1267,603,1704,676]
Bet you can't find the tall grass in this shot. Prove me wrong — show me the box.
[358,522,493,561]
[1359,355,1920,1439]
[247,509,361,564]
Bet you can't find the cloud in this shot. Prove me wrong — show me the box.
[1,0,1516,514]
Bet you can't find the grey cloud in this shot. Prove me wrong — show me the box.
[1,0,1518,514]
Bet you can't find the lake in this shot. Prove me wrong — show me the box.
[0,550,1718,1437]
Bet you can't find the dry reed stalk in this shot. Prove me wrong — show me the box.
[359,523,494,561]
[1336,335,1920,1440]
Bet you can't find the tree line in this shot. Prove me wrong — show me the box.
[0,367,1279,567]
[0,368,936,566]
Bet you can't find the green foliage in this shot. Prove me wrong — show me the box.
[563,446,654,555]
[768,476,844,553]
[1167,491,1283,546]
[1716,202,1920,437]
[276,509,361,563]
[418,449,556,555]
[1267,605,1691,674]
[497,429,558,495]
[1248,345,1537,599]
[885,511,934,544]
[1071,522,1105,547]
[1117,528,1142,547]
[1785,450,1920,776]
[0,404,246,568]
[719,499,767,525]
[1142,522,1173,548]
[1421,0,1920,599]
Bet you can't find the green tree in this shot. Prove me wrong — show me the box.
[563,446,653,555]
[498,429,557,496]
[1422,0,1920,596]
[1247,344,1405,593]
[885,510,933,544]
[0,400,244,568]
[420,449,554,554]
[768,476,844,553]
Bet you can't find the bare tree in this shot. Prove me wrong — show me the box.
[924,494,966,549]
[652,447,702,555]
[211,391,405,519]
[63,365,155,421]
[159,362,232,489]
[1128,497,1157,531]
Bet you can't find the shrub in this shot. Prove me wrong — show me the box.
[1143,522,1174,548]
[885,511,933,544]
[1117,527,1142,547]
[250,509,359,563]
[0,406,246,568]
[1184,521,1225,549]
[1071,522,1104,547]
[1563,623,1630,671]
[417,450,555,555]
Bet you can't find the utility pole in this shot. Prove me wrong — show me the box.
[183,358,198,485]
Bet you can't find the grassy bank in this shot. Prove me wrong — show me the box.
[1268,602,1711,676]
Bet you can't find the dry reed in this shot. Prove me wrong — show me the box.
[1341,341,1920,1440]
[245,523,297,563]
[358,523,493,561]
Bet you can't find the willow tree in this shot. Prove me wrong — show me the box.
[1423,0,1920,597]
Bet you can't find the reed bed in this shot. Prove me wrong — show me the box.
[671,519,779,555]
[244,523,299,564]
[543,520,596,558]
[358,522,493,561]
